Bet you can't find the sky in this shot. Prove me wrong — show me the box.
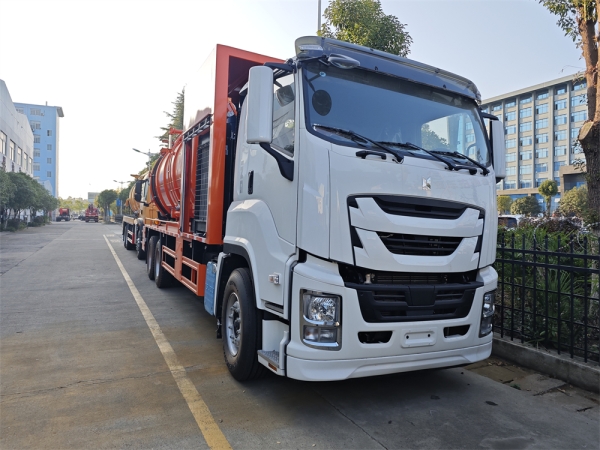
[0,0,583,199]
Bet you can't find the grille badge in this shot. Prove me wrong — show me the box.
[422,177,431,190]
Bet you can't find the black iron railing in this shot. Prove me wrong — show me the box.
[494,232,600,363]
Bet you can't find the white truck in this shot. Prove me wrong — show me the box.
[138,36,506,382]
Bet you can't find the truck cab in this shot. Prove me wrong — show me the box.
[219,36,505,381]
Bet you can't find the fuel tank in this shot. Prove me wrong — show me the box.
[150,134,184,220]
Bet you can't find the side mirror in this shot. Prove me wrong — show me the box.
[246,66,273,144]
[490,119,506,182]
[134,180,142,202]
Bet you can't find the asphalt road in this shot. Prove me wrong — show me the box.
[1,221,598,449]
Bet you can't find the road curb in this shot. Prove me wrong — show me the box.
[492,334,600,393]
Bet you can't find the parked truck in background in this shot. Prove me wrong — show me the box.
[85,204,99,223]
[122,167,160,259]
[56,207,70,222]
[130,36,506,382]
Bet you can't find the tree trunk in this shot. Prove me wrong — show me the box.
[579,121,600,229]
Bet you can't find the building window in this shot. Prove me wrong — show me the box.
[554,99,567,110]
[30,108,42,115]
[520,165,532,175]
[506,166,516,176]
[465,122,473,130]
[573,81,586,91]
[466,133,475,143]
[9,141,15,160]
[47,157,52,164]
[30,121,41,130]
[505,99,516,108]
[519,122,532,132]
[554,115,567,125]
[571,127,580,140]
[15,107,24,114]
[554,130,567,141]
[554,161,565,174]
[33,163,40,171]
[520,151,533,161]
[535,118,548,129]
[520,96,532,104]
[47,130,52,137]
[571,94,587,107]
[492,104,502,111]
[555,85,567,95]
[553,177,560,186]
[505,125,516,135]
[537,91,549,100]
[505,138,516,148]
[505,111,516,121]
[535,163,548,173]
[520,107,532,118]
[536,148,548,158]
[47,171,52,177]
[504,180,516,189]
[535,178,547,187]
[34,135,40,144]
[571,111,587,122]
[17,147,22,165]
[506,153,516,162]
[47,144,52,151]
[29,156,32,170]
[554,145,567,156]
[34,149,40,157]
[0,132,6,156]
[520,137,533,147]
[520,180,532,189]
[536,103,548,114]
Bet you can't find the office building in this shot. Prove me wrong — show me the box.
[481,75,588,212]
[0,80,34,176]
[14,101,64,197]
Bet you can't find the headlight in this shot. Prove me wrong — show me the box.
[479,290,496,337]
[301,291,342,350]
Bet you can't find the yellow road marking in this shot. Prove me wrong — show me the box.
[103,236,231,450]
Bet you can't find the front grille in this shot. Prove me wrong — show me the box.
[338,264,478,285]
[349,282,482,323]
[370,195,477,220]
[377,232,462,256]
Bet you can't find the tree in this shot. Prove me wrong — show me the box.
[538,179,559,216]
[511,196,542,216]
[560,185,589,217]
[320,0,412,56]
[158,88,185,145]
[421,124,448,149]
[96,189,118,221]
[540,1,599,228]
[5,172,36,220]
[497,196,513,214]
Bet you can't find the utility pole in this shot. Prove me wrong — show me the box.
[318,0,321,31]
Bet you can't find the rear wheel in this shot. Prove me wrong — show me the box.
[146,236,157,280]
[222,268,265,381]
[154,238,173,288]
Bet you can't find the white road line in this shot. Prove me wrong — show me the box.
[103,235,231,450]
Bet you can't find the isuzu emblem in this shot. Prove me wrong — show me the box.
[422,177,431,190]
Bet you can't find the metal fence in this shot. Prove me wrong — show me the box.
[494,232,600,363]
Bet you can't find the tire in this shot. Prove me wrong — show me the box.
[147,236,157,280]
[123,224,134,250]
[154,238,173,288]
[222,268,265,381]
[136,226,146,260]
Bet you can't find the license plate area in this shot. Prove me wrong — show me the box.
[402,329,436,348]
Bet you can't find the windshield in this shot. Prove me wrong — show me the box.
[302,61,490,166]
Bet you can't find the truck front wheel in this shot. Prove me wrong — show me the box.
[221,268,265,381]
[123,225,134,250]
[147,236,157,280]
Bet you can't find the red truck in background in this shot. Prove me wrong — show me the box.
[85,204,99,223]
[56,207,70,222]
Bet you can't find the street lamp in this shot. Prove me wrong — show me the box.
[132,148,158,160]
[113,180,126,215]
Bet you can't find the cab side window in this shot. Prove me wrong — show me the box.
[272,73,295,155]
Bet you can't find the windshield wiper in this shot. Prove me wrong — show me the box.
[313,125,404,162]
[382,141,480,175]
[432,150,490,175]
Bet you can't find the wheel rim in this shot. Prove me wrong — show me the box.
[225,293,241,357]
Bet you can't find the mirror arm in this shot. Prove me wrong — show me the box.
[259,143,294,181]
